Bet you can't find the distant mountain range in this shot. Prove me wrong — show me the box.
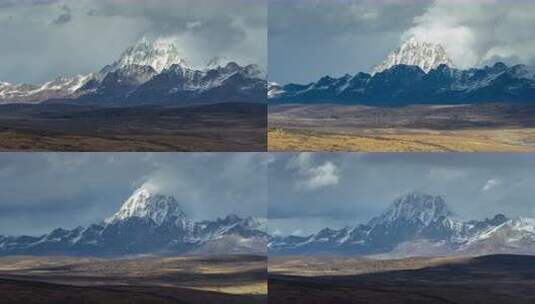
[0,187,268,257]
[3,190,534,258]
[270,39,535,106]
[0,38,266,105]
[269,192,535,257]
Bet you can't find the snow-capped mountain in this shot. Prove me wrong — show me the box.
[0,37,266,105]
[269,192,535,257]
[271,39,535,105]
[268,82,284,98]
[0,75,92,103]
[368,192,453,227]
[460,217,535,255]
[271,62,535,105]
[113,61,266,104]
[372,37,455,74]
[0,186,267,257]
[110,37,189,74]
[105,186,189,229]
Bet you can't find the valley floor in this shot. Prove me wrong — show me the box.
[0,255,267,304]
[268,103,535,152]
[0,102,266,152]
[268,255,535,304]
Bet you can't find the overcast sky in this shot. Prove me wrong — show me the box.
[0,153,268,236]
[269,0,535,84]
[269,153,535,237]
[0,0,266,84]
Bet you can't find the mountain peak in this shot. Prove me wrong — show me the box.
[370,192,453,226]
[372,38,455,75]
[105,186,188,226]
[114,37,189,73]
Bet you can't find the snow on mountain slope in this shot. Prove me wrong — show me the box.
[0,74,93,104]
[369,192,453,227]
[272,61,535,105]
[372,37,455,74]
[268,82,284,98]
[460,217,535,255]
[111,37,189,73]
[0,36,265,104]
[0,186,266,257]
[269,192,535,257]
[105,186,189,228]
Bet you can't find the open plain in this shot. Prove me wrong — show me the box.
[0,102,267,152]
[268,103,535,152]
[268,254,535,304]
[0,255,267,304]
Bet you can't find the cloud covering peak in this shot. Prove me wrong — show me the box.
[0,0,266,83]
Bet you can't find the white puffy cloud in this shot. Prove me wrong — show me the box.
[303,162,340,191]
[483,178,501,192]
[287,153,340,191]
[270,0,535,84]
[403,0,535,68]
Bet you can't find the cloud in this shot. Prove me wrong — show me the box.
[84,0,266,68]
[0,0,266,83]
[287,153,340,191]
[483,178,501,192]
[186,21,202,30]
[270,0,535,84]
[51,4,72,26]
[0,0,59,6]
[303,162,340,191]
[0,153,267,236]
[269,153,535,236]
[290,229,305,237]
[403,0,535,68]
[269,0,430,83]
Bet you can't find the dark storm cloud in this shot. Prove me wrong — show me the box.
[0,153,267,236]
[269,153,535,236]
[269,0,535,84]
[269,0,430,84]
[0,0,59,6]
[0,0,266,84]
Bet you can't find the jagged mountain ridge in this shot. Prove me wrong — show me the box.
[0,186,267,257]
[111,37,189,73]
[268,192,535,257]
[270,62,535,105]
[270,38,535,105]
[0,75,92,103]
[0,38,266,105]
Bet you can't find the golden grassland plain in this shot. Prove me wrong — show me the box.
[0,255,267,304]
[268,127,535,152]
[268,103,535,152]
[268,255,471,277]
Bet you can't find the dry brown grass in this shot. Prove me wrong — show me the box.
[268,255,471,277]
[0,255,267,298]
[191,281,267,295]
[268,128,535,152]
